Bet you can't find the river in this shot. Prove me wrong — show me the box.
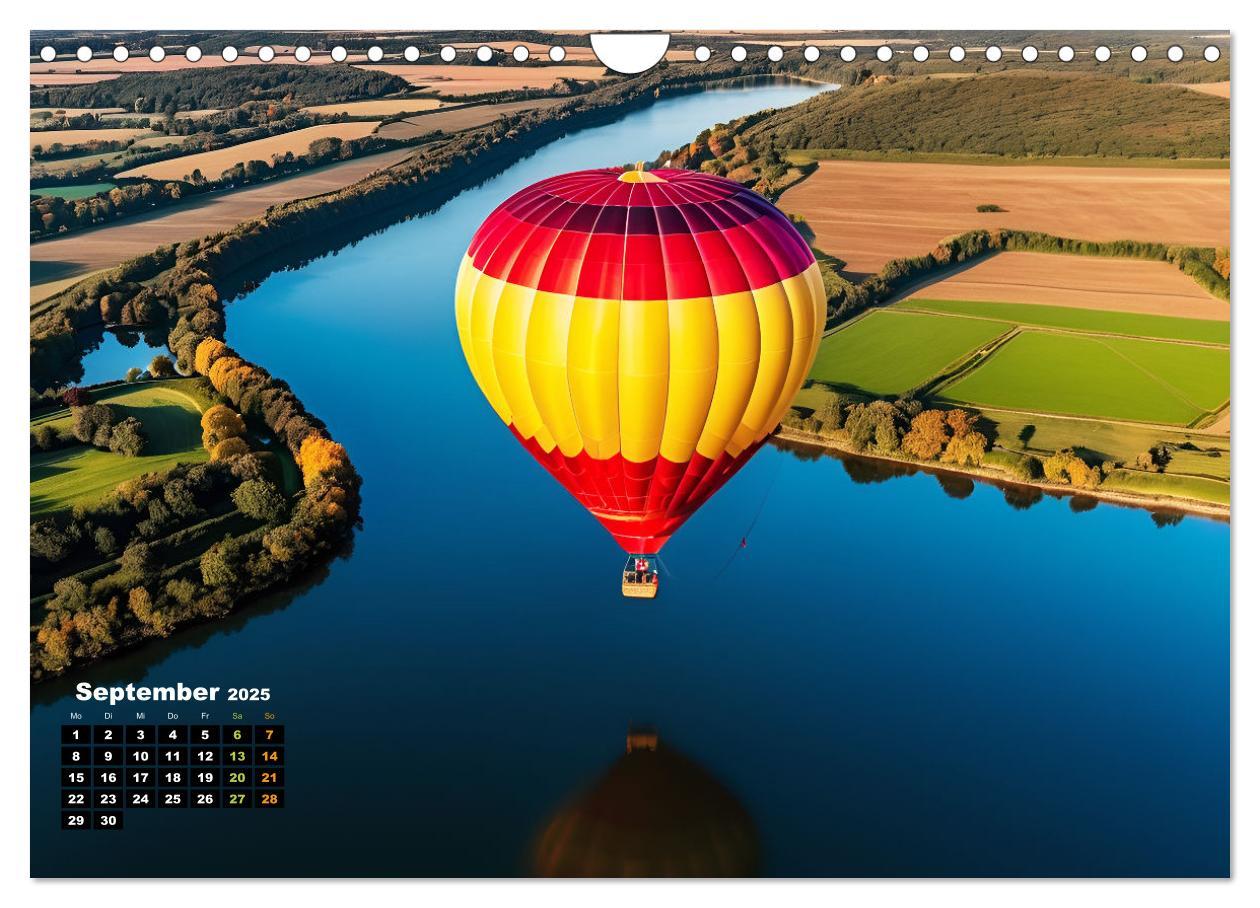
[34,80,1229,877]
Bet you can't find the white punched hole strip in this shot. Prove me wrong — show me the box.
[30,36,1217,71]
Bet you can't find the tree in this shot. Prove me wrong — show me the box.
[128,586,171,636]
[298,435,353,487]
[1042,449,1099,488]
[32,424,59,451]
[125,366,143,382]
[108,416,147,456]
[200,536,243,589]
[162,479,200,519]
[211,437,250,461]
[941,431,987,467]
[843,401,902,454]
[194,337,229,376]
[901,410,949,460]
[149,354,176,377]
[816,397,844,433]
[944,409,978,437]
[61,387,91,408]
[232,479,288,523]
[31,519,76,563]
[201,404,246,449]
[93,526,118,556]
[120,541,156,582]
[71,403,116,446]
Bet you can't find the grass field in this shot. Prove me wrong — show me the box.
[810,310,1011,395]
[939,331,1230,425]
[31,181,116,201]
[29,127,152,152]
[977,406,1230,471]
[30,381,209,516]
[1103,468,1230,505]
[355,63,610,93]
[778,160,1229,277]
[375,98,567,139]
[301,98,445,117]
[904,253,1227,321]
[896,299,1230,344]
[115,121,383,180]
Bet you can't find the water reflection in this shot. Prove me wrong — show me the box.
[532,727,758,877]
[935,473,975,500]
[770,435,1223,525]
[30,540,350,706]
[34,326,170,392]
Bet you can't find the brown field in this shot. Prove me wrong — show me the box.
[780,160,1230,278]
[30,127,153,151]
[115,122,383,180]
[375,98,566,139]
[100,108,221,121]
[30,73,120,86]
[301,98,445,117]
[356,63,610,94]
[31,106,125,118]
[31,147,417,285]
[906,252,1228,320]
[1175,81,1230,98]
[1203,408,1230,435]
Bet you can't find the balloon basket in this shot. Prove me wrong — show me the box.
[621,555,660,599]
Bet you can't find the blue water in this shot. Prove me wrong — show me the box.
[67,328,169,388]
[33,81,1229,877]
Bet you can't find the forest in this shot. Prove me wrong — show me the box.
[33,64,410,113]
[738,73,1230,159]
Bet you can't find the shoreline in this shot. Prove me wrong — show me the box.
[773,426,1230,522]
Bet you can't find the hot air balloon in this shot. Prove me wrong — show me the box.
[532,727,759,877]
[454,166,826,595]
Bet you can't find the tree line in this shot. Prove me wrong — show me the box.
[33,64,410,114]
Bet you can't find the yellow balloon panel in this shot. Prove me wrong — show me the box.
[455,253,826,466]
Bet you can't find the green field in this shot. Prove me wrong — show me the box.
[940,331,1230,425]
[810,310,1011,396]
[31,381,209,516]
[976,406,1229,474]
[897,298,1231,345]
[1102,468,1231,505]
[31,181,115,201]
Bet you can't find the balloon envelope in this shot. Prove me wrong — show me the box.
[455,167,825,552]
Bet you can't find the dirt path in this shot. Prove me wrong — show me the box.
[30,147,418,288]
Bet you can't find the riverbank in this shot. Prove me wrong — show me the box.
[774,425,1230,521]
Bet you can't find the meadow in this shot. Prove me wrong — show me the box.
[301,98,445,117]
[354,63,610,93]
[809,310,1011,395]
[30,381,208,516]
[902,253,1228,320]
[374,97,567,139]
[31,181,116,200]
[29,126,151,151]
[896,298,1230,344]
[115,121,384,180]
[939,330,1229,425]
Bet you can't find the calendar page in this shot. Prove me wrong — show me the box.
[26,23,1230,880]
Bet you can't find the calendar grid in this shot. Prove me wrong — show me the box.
[61,724,284,828]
